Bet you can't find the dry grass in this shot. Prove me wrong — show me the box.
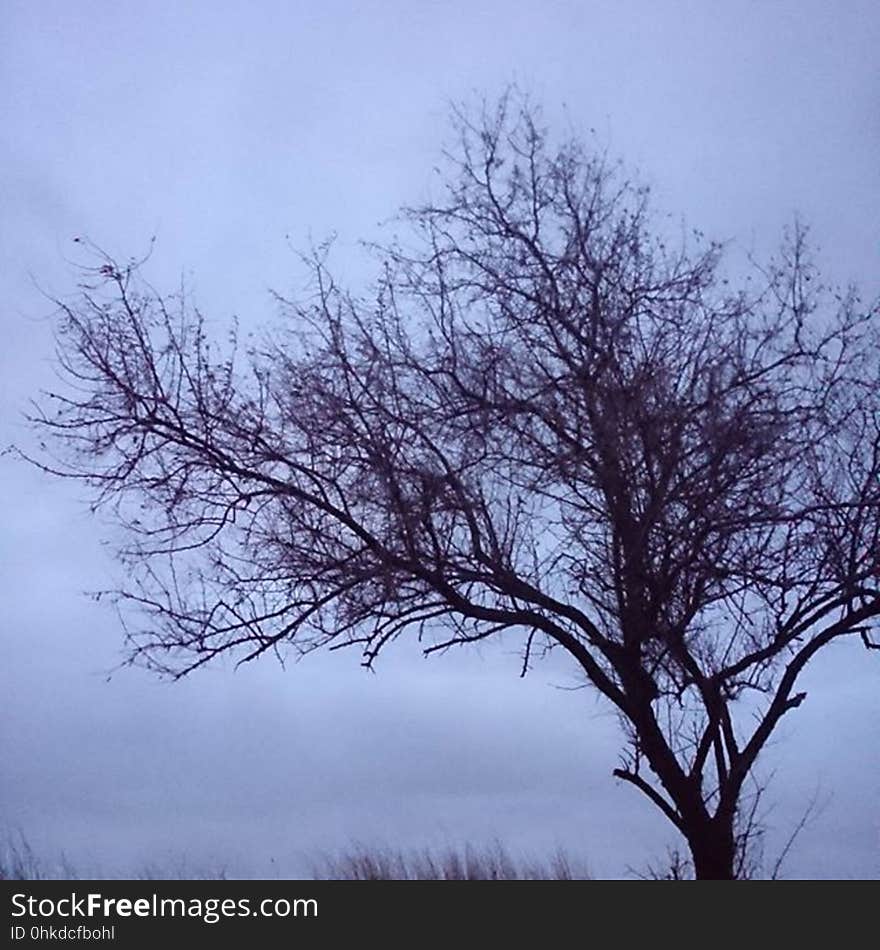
[0,830,77,880]
[1,828,588,880]
[313,841,590,880]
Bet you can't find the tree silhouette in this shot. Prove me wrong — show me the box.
[28,95,880,879]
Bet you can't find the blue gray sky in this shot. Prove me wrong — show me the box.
[1,0,878,878]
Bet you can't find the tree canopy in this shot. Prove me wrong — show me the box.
[29,95,880,878]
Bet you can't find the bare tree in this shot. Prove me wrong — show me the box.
[25,94,880,879]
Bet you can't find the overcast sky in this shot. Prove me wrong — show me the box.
[1,0,878,879]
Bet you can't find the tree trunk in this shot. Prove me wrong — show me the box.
[687,820,737,880]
